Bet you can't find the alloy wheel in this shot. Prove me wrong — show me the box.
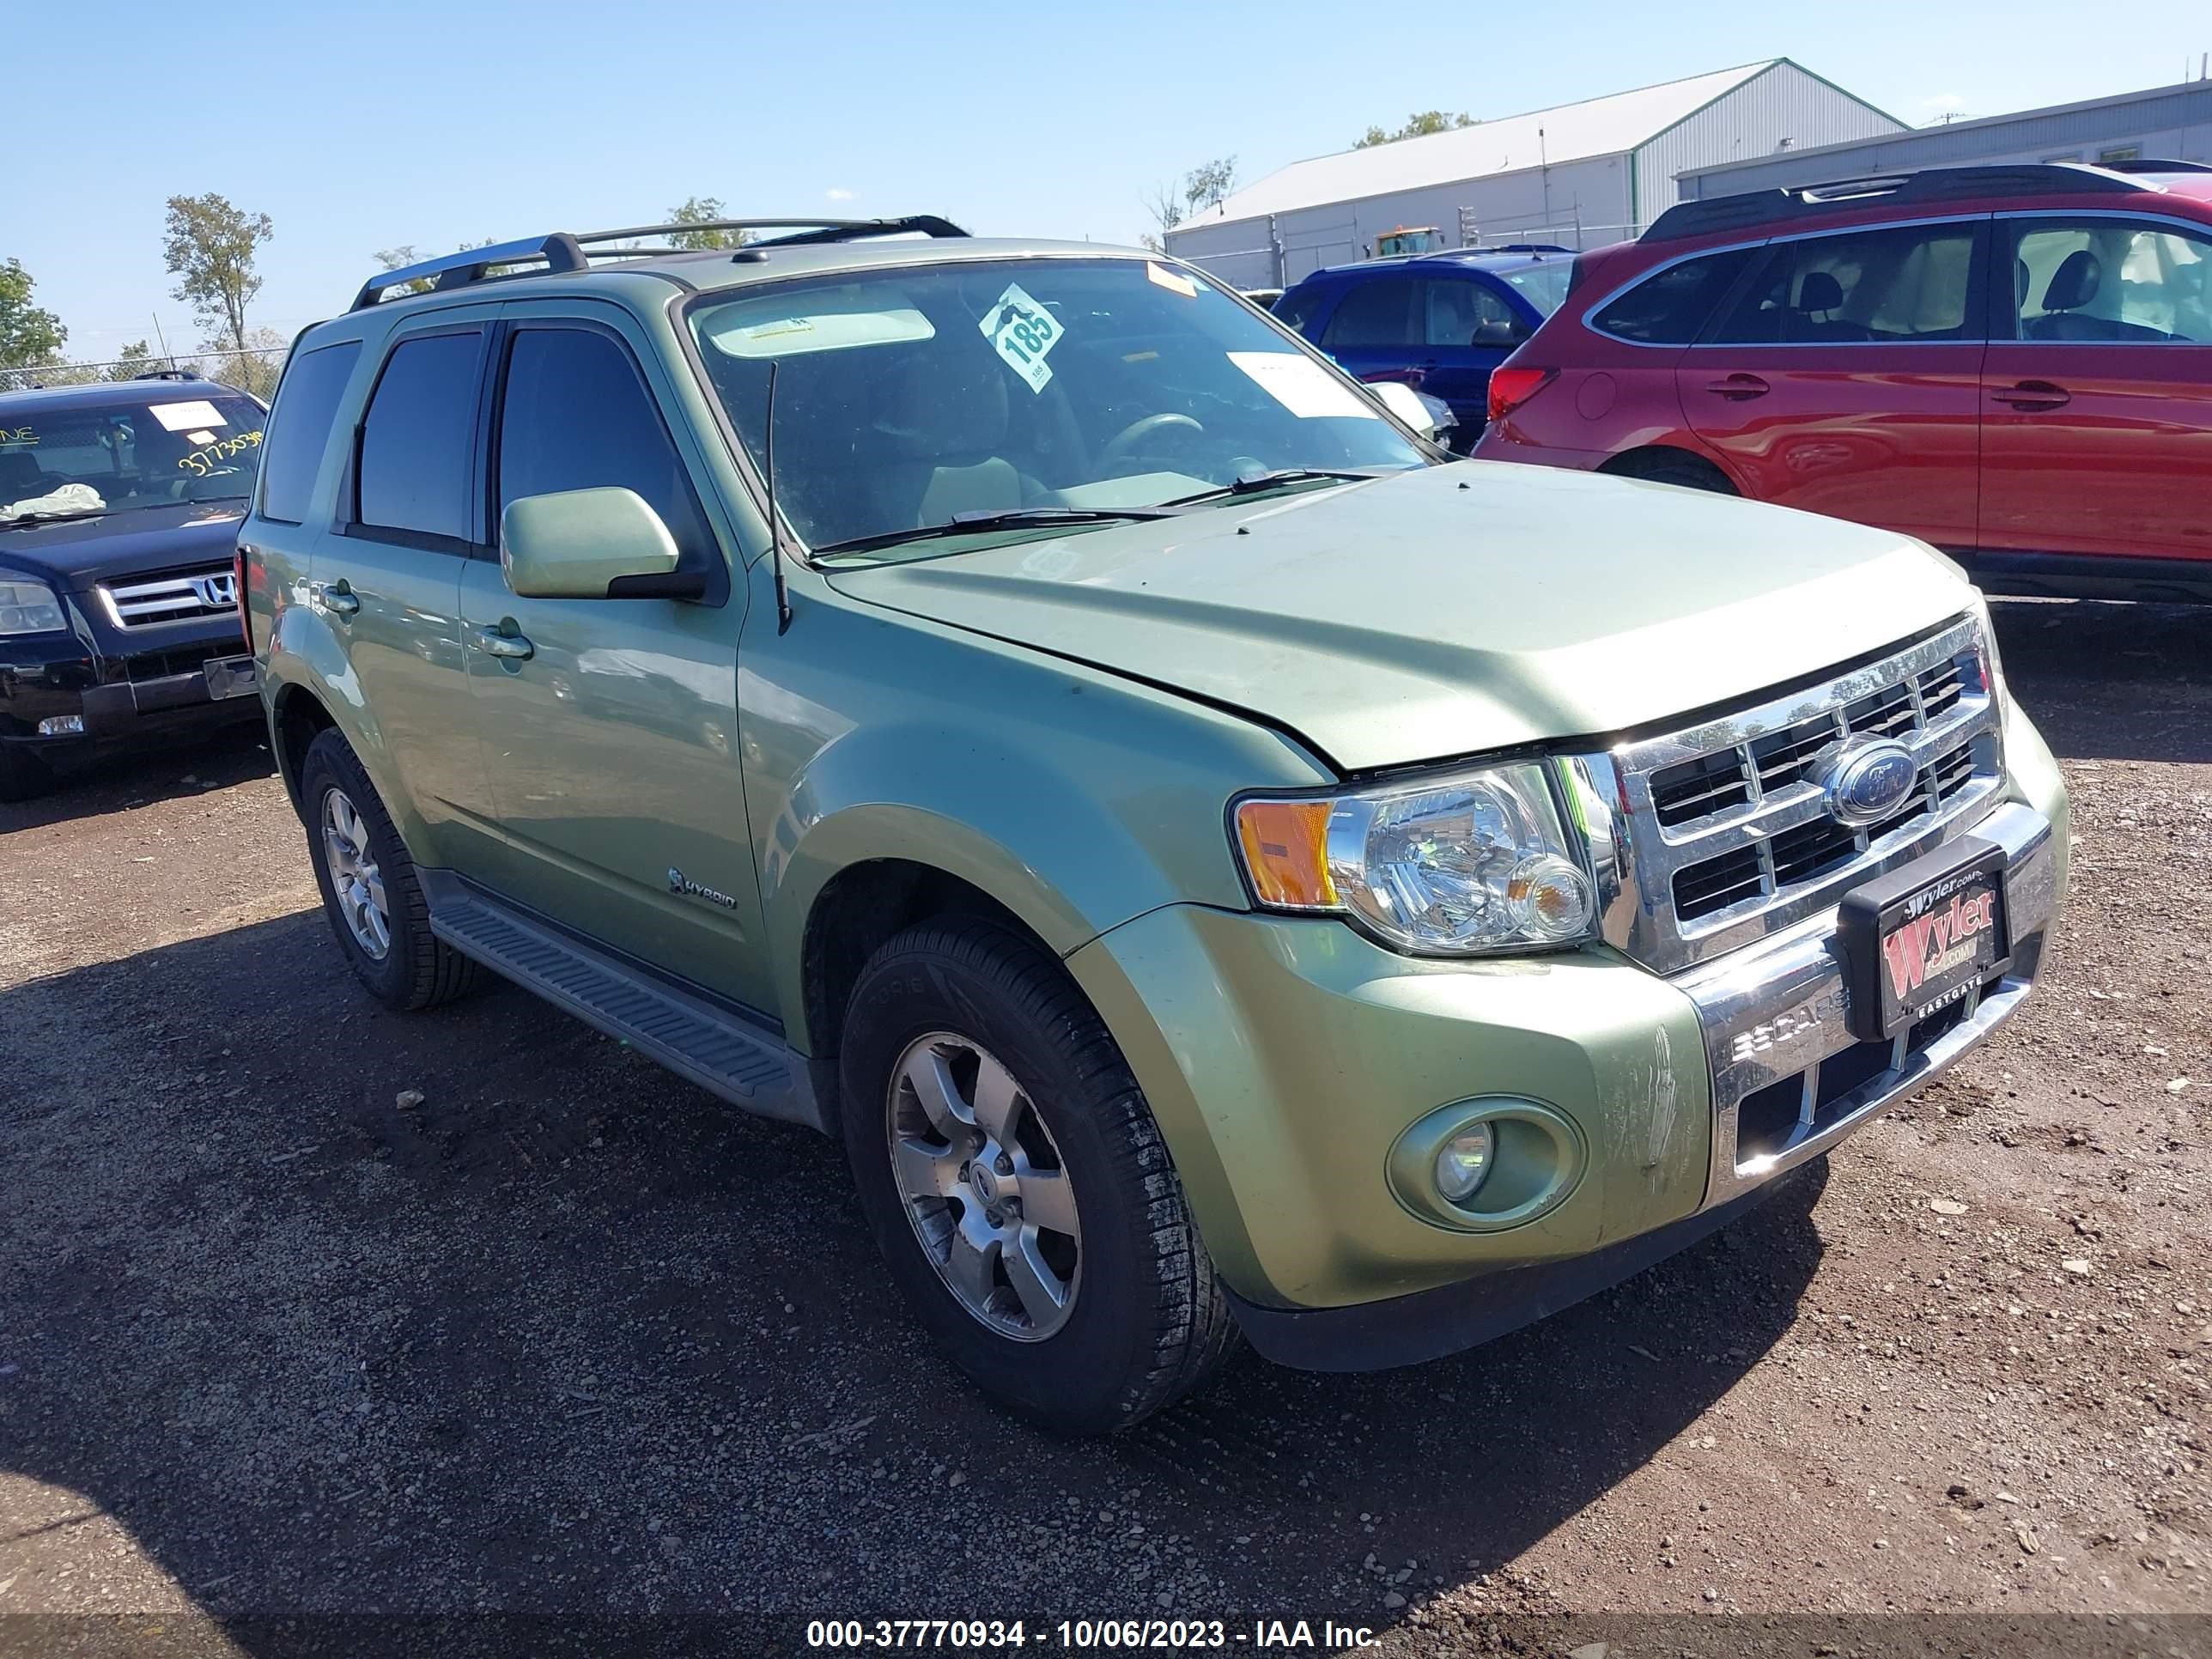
[320,786,391,961]
[886,1031,1082,1341]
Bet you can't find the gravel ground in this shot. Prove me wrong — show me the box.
[0,598,2205,1656]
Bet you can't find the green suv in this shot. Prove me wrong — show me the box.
[245,217,2069,1433]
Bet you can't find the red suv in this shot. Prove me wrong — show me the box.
[1473,161,2212,605]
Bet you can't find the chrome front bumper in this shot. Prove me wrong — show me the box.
[1676,799,2057,1210]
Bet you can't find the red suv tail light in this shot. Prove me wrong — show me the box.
[1487,366,1557,423]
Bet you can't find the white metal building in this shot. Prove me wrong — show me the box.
[1675,76,2212,203]
[1164,60,1904,289]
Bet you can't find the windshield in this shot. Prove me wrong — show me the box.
[685,258,1428,560]
[0,390,265,522]
[1496,261,1571,317]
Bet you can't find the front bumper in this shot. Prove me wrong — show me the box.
[0,629,258,750]
[1068,717,2067,1369]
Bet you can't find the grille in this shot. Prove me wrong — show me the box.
[1593,617,2004,973]
[99,566,236,629]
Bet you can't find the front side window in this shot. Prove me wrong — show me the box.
[685,258,1426,561]
[1711,225,1978,344]
[259,341,360,524]
[2012,220,2212,343]
[1,387,267,522]
[1589,247,1756,343]
[1424,278,1523,347]
[497,328,708,554]
[1321,277,1419,347]
[1496,260,1571,319]
[355,330,485,544]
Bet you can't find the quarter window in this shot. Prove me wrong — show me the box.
[1711,226,1978,344]
[259,340,359,524]
[356,330,486,544]
[2012,221,2212,343]
[1590,248,1756,343]
[495,328,708,554]
[1321,278,1419,347]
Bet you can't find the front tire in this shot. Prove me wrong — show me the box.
[839,919,1237,1433]
[0,743,56,805]
[300,728,483,1011]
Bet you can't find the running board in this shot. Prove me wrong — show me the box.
[420,874,825,1134]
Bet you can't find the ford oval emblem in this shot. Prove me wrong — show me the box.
[1824,738,1919,827]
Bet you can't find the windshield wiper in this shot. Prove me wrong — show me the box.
[0,507,108,529]
[814,507,1176,557]
[1161,467,1389,508]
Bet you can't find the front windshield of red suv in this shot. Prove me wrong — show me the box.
[0,388,266,522]
[685,256,1428,560]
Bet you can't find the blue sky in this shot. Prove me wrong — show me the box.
[9,0,2210,360]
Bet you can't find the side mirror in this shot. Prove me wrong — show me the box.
[499,486,702,600]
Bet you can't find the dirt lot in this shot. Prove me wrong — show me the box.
[0,598,2206,1656]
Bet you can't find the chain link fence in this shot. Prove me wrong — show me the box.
[1,344,288,399]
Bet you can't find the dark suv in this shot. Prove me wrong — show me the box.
[1473,161,2212,604]
[0,373,266,799]
[1275,246,1573,447]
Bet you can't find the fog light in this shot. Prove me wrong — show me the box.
[37,714,84,736]
[1434,1122,1496,1202]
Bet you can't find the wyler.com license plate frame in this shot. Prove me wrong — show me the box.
[1837,835,2010,1041]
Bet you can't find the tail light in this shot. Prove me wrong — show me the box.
[1487,366,1557,423]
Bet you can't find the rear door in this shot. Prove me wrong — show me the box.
[1679,218,1990,550]
[330,311,505,870]
[457,302,772,1012]
[1980,213,2212,568]
[1316,274,1419,386]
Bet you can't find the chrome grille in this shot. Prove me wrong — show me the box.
[98,566,236,629]
[1571,617,2004,975]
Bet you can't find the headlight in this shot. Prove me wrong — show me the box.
[1233,759,1597,956]
[0,576,66,638]
[1966,591,2008,702]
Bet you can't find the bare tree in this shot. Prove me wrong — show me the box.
[162,194,272,356]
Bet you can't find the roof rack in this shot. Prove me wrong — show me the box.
[1644,161,2171,243]
[131,368,203,382]
[350,216,970,311]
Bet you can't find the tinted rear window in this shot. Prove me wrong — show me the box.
[356,331,485,544]
[1321,277,1419,347]
[1711,225,1978,344]
[258,342,359,524]
[1590,248,1757,343]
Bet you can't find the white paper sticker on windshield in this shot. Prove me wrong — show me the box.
[980,283,1062,393]
[1226,352,1377,420]
[1146,262,1198,298]
[149,400,227,432]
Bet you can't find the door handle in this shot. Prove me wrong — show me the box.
[473,624,534,661]
[1991,380,2071,410]
[323,581,360,617]
[1705,373,1771,400]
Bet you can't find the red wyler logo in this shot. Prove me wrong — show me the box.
[1884,890,1997,1000]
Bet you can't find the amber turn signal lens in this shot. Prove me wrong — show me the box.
[1234,799,1338,910]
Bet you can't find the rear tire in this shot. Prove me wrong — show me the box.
[1607,449,1739,495]
[838,918,1238,1434]
[300,728,483,1012]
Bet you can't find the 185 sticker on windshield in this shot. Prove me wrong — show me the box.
[980,283,1062,392]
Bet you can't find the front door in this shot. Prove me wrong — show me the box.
[1980,213,2212,568]
[458,304,774,1013]
[1679,218,1990,551]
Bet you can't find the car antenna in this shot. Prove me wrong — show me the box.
[764,360,793,634]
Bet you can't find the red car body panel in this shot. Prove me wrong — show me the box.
[1474,172,2212,600]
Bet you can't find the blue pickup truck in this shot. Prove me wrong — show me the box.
[1274,246,1572,448]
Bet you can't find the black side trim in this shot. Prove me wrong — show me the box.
[1951,550,2212,607]
[1226,1172,1801,1372]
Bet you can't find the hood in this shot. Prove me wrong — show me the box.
[823,461,1976,773]
[0,501,246,587]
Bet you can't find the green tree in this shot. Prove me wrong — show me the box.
[162,194,272,356]
[106,341,158,380]
[1182,157,1238,216]
[667,196,750,250]
[1353,111,1480,149]
[0,258,67,370]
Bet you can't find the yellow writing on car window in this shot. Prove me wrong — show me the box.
[178,429,264,477]
[1,426,36,447]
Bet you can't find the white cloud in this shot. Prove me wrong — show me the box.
[824,187,854,202]
[1921,93,1969,112]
